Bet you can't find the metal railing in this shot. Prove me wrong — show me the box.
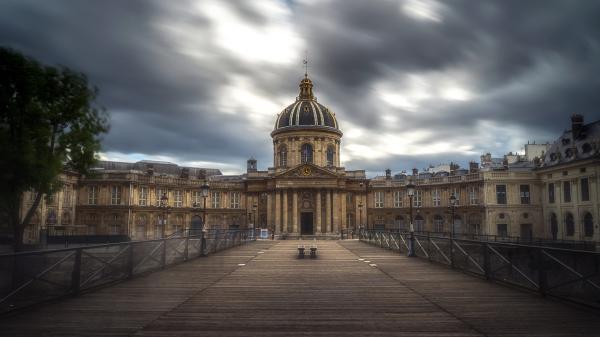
[0,229,257,314]
[359,230,600,309]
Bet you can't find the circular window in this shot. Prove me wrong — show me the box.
[523,213,529,219]
[550,153,558,161]
[565,148,573,158]
[499,213,505,219]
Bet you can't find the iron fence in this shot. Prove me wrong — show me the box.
[359,230,600,309]
[0,229,257,314]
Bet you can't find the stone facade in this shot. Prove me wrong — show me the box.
[17,78,600,243]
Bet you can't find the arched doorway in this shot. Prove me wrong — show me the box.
[565,213,575,237]
[433,214,444,233]
[191,215,203,236]
[452,215,463,235]
[414,214,424,232]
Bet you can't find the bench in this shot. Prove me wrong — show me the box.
[298,244,305,258]
[309,244,317,258]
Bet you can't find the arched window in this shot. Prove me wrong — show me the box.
[584,212,593,237]
[136,214,147,240]
[452,214,463,235]
[46,209,57,225]
[278,145,287,167]
[433,214,444,233]
[565,213,575,236]
[61,211,71,226]
[326,145,335,167]
[301,143,313,164]
[550,213,558,240]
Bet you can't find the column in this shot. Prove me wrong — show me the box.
[282,190,288,233]
[267,192,273,232]
[292,190,298,234]
[332,190,340,233]
[316,190,322,234]
[340,191,347,231]
[326,190,332,233]
[275,190,281,233]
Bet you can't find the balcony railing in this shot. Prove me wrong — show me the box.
[359,230,600,309]
[0,229,258,314]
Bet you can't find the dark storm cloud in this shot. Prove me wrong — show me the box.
[1,0,600,174]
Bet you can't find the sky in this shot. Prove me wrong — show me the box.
[1,0,600,176]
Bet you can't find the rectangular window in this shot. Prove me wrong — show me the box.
[432,189,440,206]
[211,191,221,208]
[111,186,121,205]
[374,191,384,208]
[496,185,507,204]
[451,188,460,206]
[468,186,478,205]
[393,191,403,208]
[581,177,590,201]
[548,183,555,203]
[563,181,571,203]
[497,223,508,237]
[413,190,422,207]
[63,186,71,205]
[230,192,240,209]
[174,190,183,207]
[88,186,98,205]
[192,191,202,207]
[139,187,148,206]
[156,188,168,206]
[519,185,530,204]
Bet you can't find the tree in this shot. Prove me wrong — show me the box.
[0,47,109,251]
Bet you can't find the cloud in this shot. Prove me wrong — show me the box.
[1,0,599,176]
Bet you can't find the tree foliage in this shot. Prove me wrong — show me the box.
[0,47,109,250]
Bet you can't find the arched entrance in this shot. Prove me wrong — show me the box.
[191,215,203,235]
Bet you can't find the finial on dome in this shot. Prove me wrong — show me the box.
[303,50,308,78]
[299,52,314,100]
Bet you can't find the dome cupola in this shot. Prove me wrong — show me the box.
[272,75,341,136]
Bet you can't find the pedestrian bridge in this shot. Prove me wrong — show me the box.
[1,239,599,336]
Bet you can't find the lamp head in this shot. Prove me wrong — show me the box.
[406,183,415,197]
[200,182,210,197]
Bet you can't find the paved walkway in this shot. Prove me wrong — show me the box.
[1,240,598,337]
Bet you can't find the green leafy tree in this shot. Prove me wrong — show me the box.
[0,47,109,251]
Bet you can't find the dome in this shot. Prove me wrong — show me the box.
[273,76,340,135]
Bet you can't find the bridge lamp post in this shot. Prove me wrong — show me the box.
[358,202,363,233]
[200,182,209,256]
[407,183,416,257]
[449,195,457,238]
[159,193,169,238]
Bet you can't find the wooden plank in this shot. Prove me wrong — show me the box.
[1,240,599,337]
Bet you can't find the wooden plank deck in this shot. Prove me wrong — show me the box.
[0,240,598,337]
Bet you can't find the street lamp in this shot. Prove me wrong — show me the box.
[159,193,169,238]
[358,202,363,233]
[200,182,209,256]
[406,183,416,257]
[449,194,457,238]
[252,203,258,236]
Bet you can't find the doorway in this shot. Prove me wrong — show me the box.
[301,212,314,235]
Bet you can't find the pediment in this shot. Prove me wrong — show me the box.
[276,163,339,179]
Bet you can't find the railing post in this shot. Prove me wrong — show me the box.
[127,244,134,278]
[184,235,189,261]
[483,243,491,280]
[537,247,547,297]
[71,249,82,296]
[161,239,167,268]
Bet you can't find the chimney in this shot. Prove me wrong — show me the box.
[469,161,479,173]
[412,168,418,176]
[571,114,584,139]
[247,158,257,173]
[385,168,391,179]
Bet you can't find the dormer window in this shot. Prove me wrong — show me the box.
[562,138,570,145]
[565,148,574,158]
[550,153,558,161]
[582,143,592,153]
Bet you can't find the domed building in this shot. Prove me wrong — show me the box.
[247,75,367,238]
